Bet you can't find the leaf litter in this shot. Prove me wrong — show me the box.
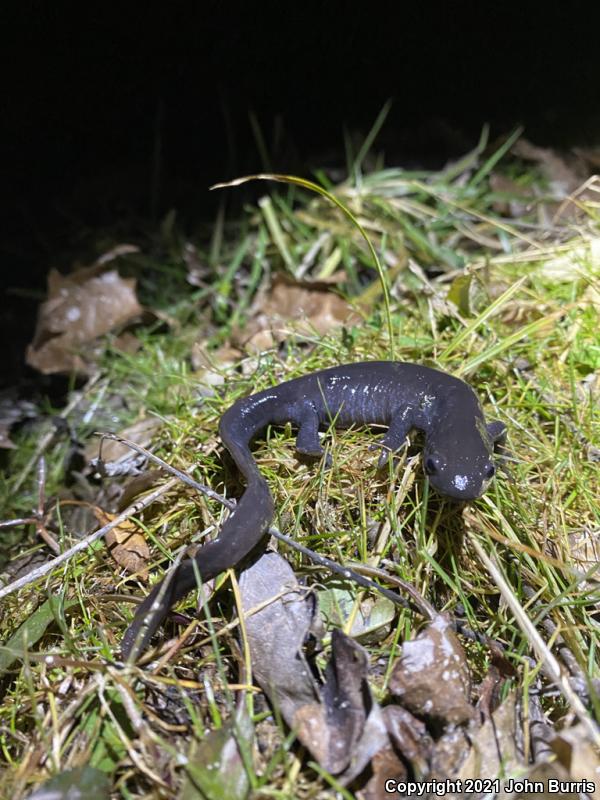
[26,261,142,375]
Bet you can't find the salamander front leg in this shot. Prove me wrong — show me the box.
[487,420,507,448]
[375,415,413,469]
[487,419,512,482]
[294,403,331,464]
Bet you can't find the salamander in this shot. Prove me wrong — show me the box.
[121,361,505,658]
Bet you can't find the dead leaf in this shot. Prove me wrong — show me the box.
[320,630,390,781]
[26,266,143,375]
[550,723,600,790]
[116,470,165,512]
[512,139,587,197]
[455,692,522,780]
[361,745,407,800]
[181,705,253,800]
[111,331,142,355]
[238,553,389,780]
[488,720,600,799]
[429,725,472,781]
[238,551,322,717]
[94,508,149,579]
[233,274,360,352]
[84,417,162,468]
[389,614,474,726]
[318,582,396,643]
[569,528,600,570]
[489,172,534,217]
[382,705,432,775]
[183,241,211,288]
[190,344,243,387]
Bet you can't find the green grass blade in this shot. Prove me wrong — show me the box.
[439,276,527,362]
[352,99,393,177]
[468,125,524,189]
[458,308,565,376]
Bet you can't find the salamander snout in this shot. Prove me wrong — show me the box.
[423,452,496,501]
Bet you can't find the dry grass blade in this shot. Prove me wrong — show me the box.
[467,526,600,748]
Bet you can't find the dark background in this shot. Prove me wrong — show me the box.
[2,2,600,385]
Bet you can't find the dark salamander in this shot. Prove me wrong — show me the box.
[121,361,505,658]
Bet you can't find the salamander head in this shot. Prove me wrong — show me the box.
[423,418,496,501]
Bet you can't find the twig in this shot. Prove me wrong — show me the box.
[0,478,177,601]
[0,457,60,554]
[34,457,60,553]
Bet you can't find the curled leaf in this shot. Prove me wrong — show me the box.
[389,614,473,726]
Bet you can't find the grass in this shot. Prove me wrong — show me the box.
[0,134,599,798]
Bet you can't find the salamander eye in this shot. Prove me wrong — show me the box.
[424,457,438,476]
[485,464,496,479]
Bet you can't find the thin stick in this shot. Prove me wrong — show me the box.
[0,479,177,601]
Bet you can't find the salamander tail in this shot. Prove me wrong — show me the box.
[121,476,274,659]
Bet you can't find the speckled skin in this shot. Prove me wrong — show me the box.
[122,361,505,658]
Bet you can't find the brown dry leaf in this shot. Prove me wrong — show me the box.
[183,241,210,287]
[568,528,600,570]
[233,274,360,352]
[389,614,474,726]
[361,745,407,800]
[382,705,432,775]
[455,692,522,780]
[429,725,473,781]
[111,331,142,355]
[26,266,143,375]
[512,139,588,197]
[492,721,600,798]
[94,508,149,579]
[320,630,390,783]
[489,172,534,217]
[190,343,243,387]
[238,553,389,781]
[84,417,162,466]
[550,723,600,792]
